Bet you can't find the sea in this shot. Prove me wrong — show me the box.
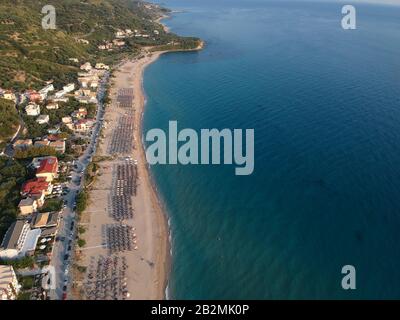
[142,0,400,299]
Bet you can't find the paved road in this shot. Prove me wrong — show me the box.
[49,72,109,300]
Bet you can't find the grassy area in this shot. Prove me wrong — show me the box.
[0,98,20,145]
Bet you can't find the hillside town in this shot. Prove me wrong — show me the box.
[0,61,109,300]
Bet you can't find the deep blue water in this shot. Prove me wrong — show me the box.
[143,0,400,299]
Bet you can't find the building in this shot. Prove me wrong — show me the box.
[34,139,50,148]
[72,107,87,119]
[25,103,40,116]
[30,156,49,169]
[13,139,32,150]
[2,90,16,102]
[0,265,20,300]
[55,90,65,98]
[80,62,92,71]
[49,140,66,154]
[31,212,60,229]
[0,220,30,259]
[62,116,72,124]
[95,63,110,70]
[39,84,54,96]
[36,115,50,125]
[21,177,53,198]
[26,90,42,103]
[46,102,59,110]
[63,83,75,93]
[36,156,58,182]
[18,198,39,215]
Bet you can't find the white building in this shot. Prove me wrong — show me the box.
[0,265,21,300]
[63,83,75,93]
[0,221,31,259]
[46,102,59,110]
[25,103,40,116]
[55,90,66,98]
[80,62,92,71]
[36,115,50,125]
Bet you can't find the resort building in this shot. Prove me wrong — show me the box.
[35,156,58,182]
[34,139,50,148]
[30,156,54,170]
[21,177,53,198]
[31,212,60,229]
[0,220,30,259]
[72,107,88,119]
[0,265,20,300]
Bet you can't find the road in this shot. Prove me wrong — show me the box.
[49,71,109,300]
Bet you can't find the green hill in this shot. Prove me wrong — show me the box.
[0,0,201,90]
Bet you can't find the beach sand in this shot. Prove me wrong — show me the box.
[75,51,168,300]
[74,40,203,299]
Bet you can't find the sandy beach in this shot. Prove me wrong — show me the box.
[72,36,203,299]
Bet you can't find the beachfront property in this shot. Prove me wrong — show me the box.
[18,197,40,215]
[0,220,40,260]
[21,177,53,198]
[74,118,95,133]
[0,265,20,300]
[35,156,59,182]
[36,115,50,125]
[13,139,33,150]
[25,103,40,116]
[29,156,54,170]
[31,212,60,230]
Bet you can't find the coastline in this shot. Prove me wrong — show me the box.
[76,43,203,299]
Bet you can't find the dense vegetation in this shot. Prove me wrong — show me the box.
[0,157,28,238]
[0,98,20,147]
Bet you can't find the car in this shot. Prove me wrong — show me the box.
[67,245,71,251]
[63,254,69,260]
[63,285,67,292]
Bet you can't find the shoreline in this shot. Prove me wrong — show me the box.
[78,44,203,299]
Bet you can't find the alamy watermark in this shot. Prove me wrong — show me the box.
[145,121,254,176]
[41,5,56,30]
[341,265,356,290]
[342,5,357,30]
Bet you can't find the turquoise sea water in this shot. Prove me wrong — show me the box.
[143,0,400,299]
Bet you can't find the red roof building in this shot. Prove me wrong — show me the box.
[36,157,58,182]
[21,177,52,197]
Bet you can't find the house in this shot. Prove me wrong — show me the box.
[25,103,40,116]
[80,62,92,71]
[30,156,54,169]
[47,127,60,135]
[74,118,94,133]
[68,58,79,63]
[26,90,42,103]
[36,115,50,125]
[62,116,72,124]
[34,139,50,148]
[95,63,110,70]
[21,177,53,197]
[0,220,40,260]
[39,84,54,95]
[72,107,87,119]
[63,83,75,93]
[52,96,69,103]
[46,102,59,110]
[31,212,60,229]
[36,156,58,182]
[18,198,39,215]
[2,90,16,102]
[55,90,65,98]
[0,265,21,300]
[13,139,32,150]
[49,140,66,154]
